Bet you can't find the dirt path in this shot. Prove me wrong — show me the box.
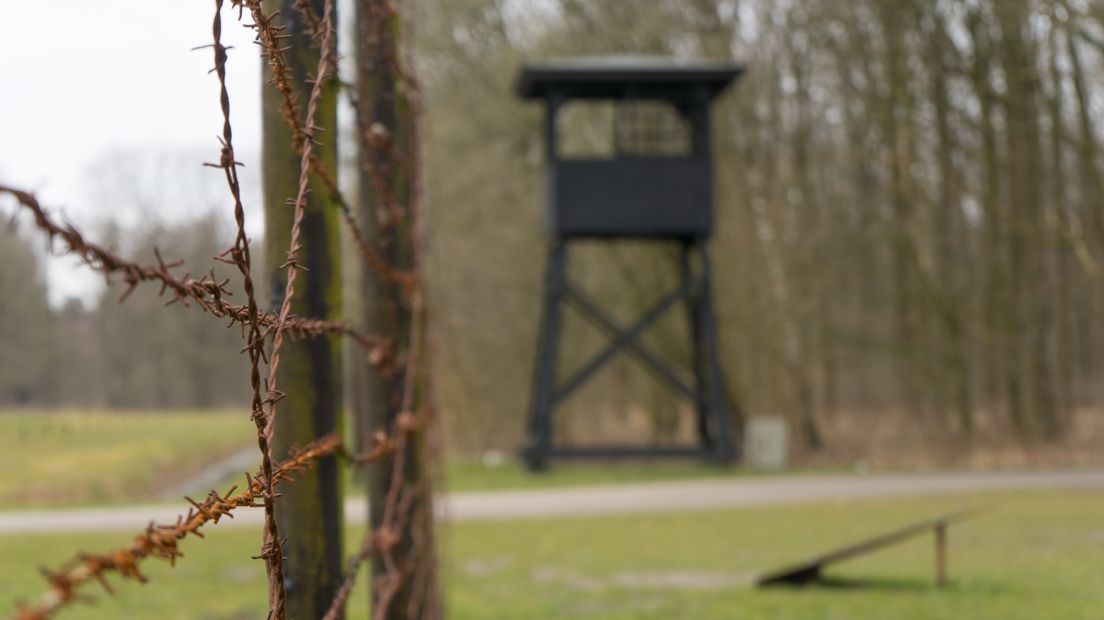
[161,446,258,500]
[2,469,1101,534]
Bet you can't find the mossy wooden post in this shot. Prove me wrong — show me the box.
[261,1,344,617]
[354,0,440,617]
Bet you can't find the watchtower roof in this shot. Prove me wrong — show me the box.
[516,55,745,100]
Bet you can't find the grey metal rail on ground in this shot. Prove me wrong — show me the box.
[756,509,980,587]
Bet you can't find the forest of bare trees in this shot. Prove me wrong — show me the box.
[0,217,247,409]
[0,148,252,409]
[420,0,1104,453]
[3,0,1103,459]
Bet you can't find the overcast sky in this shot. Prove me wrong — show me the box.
[0,2,264,305]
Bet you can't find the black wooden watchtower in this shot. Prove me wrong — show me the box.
[517,57,744,471]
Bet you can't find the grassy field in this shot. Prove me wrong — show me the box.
[0,410,251,508]
[5,411,1101,618]
[1,409,790,509]
[2,489,1101,619]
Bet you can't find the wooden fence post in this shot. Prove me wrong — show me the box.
[261,1,345,617]
[935,521,947,588]
[354,0,441,617]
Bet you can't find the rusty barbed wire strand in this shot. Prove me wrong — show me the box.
[232,0,416,289]
[7,428,406,620]
[372,416,428,618]
[232,1,305,148]
[6,0,437,617]
[335,172,420,290]
[207,1,289,615]
[0,186,226,305]
[344,0,439,616]
[0,185,358,344]
[321,530,377,620]
[10,434,344,620]
[377,486,425,617]
[340,0,430,299]
[259,0,337,467]
[346,0,409,245]
[399,0,443,607]
[205,2,404,613]
[292,0,323,40]
[321,467,425,620]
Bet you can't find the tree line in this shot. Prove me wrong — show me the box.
[0,215,249,409]
[418,0,1104,450]
[3,0,1103,455]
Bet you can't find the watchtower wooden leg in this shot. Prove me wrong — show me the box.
[679,243,709,449]
[695,243,736,463]
[524,242,567,471]
[935,522,947,588]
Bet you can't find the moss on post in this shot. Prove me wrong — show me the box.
[260,1,344,617]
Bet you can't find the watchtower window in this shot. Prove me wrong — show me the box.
[556,101,615,159]
[613,101,691,158]
[555,100,691,160]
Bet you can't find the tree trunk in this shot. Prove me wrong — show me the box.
[927,6,973,434]
[1066,27,1104,248]
[1045,22,1076,423]
[878,0,925,417]
[966,3,1008,425]
[996,0,1060,436]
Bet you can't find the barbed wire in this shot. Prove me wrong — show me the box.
[260,0,337,457]
[4,0,435,617]
[346,0,440,615]
[209,0,290,613]
[232,0,416,290]
[233,0,436,613]
[0,186,360,344]
[11,435,345,620]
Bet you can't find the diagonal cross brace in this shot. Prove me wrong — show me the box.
[553,276,694,404]
[562,281,696,401]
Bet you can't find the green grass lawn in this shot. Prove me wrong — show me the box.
[2,488,1101,619]
[1,408,789,510]
[0,410,251,508]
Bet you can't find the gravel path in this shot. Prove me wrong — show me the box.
[2,468,1101,534]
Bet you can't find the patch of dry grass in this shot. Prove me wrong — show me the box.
[0,409,250,508]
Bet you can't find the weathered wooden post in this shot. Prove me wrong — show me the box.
[935,521,947,588]
[354,0,440,617]
[261,1,344,617]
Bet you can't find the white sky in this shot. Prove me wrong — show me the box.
[0,2,264,306]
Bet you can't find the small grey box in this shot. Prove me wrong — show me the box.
[745,416,788,470]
